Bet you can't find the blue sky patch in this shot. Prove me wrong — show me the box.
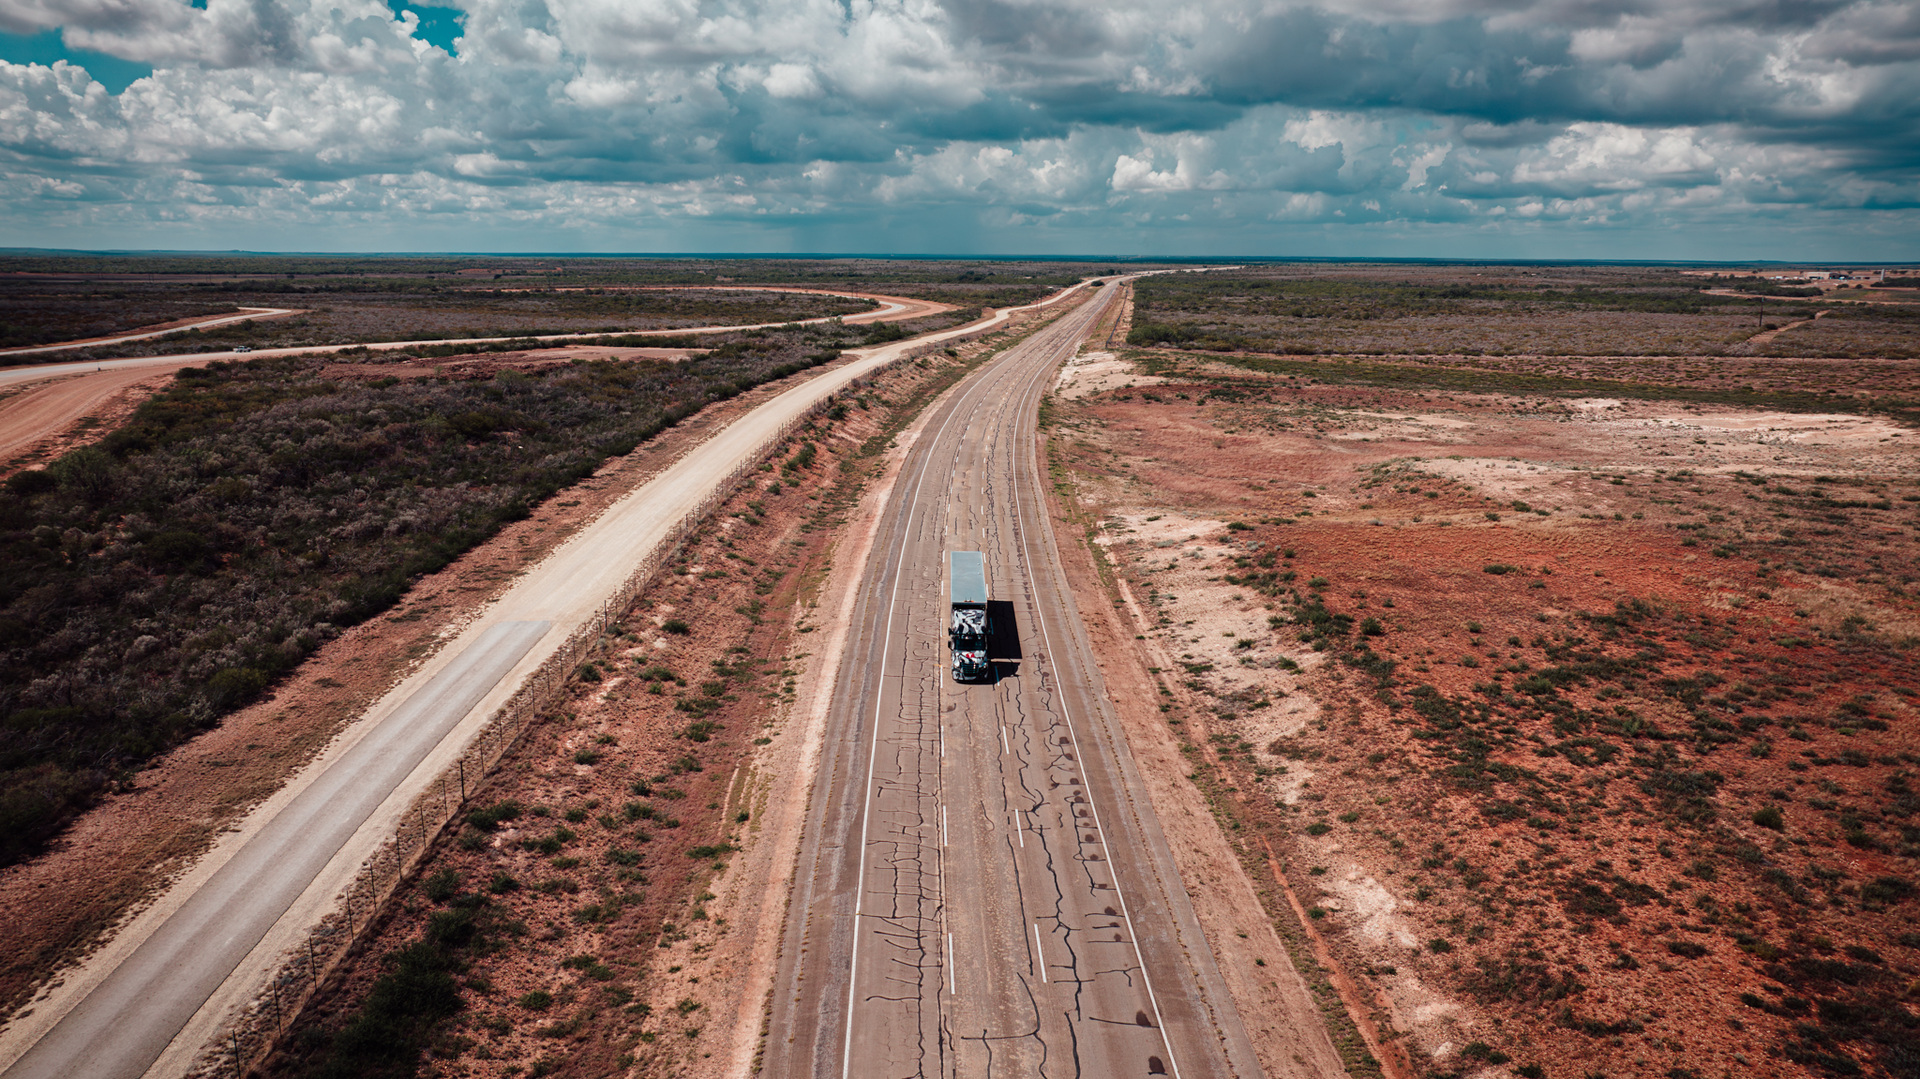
[0,30,152,93]
[389,1,465,55]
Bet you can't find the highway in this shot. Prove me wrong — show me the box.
[0,283,1094,1079]
[0,622,551,1079]
[765,281,1264,1078]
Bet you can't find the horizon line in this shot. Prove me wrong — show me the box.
[1,249,1916,268]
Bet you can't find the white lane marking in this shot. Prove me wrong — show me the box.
[1015,810,1023,848]
[1032,923,1048,984]
[942,805,948,847]
[947,933,956,996]
[1000,725,1010,754]
[1007,281,1185,1079]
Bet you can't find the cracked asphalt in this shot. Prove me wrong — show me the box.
[765,282,1264,1079]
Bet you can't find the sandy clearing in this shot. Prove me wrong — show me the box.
[1646,409,1908,442]
[1052,349,1168,399]
[1062,512,1351,1079]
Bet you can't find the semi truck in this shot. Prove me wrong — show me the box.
[948,551,990,682]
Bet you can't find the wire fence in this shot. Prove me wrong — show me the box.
[188,335,972,1077]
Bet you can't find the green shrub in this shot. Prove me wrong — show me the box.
[662,619,691,635]
[4,470,57,496]
[1862,875,1913,907]
[205,666,269,708]
[422,868,460,903]
[1461,1042,1508,1064]
[466,800,523,833]
[1753,805,1786,831]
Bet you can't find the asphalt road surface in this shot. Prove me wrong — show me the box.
[0,620,552,1079]
[765,282,1264,1079]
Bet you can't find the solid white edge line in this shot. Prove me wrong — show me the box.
[1009,280,1186,1079]
[947,933,956,997]
[1032,922,1048,984]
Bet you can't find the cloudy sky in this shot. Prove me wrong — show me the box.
[0,0,1915,257]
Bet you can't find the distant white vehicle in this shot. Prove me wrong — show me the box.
[232,346,252,353]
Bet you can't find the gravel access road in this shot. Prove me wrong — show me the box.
[0,288,1079,1079]
[763,280,1264,1079]
[0,307,303,359]
[0,289,942,471]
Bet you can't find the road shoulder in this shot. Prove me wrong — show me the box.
[1039,404,1352,1079]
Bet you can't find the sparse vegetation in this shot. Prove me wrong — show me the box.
[0,328,858,864]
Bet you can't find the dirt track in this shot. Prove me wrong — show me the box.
[0,307,303,359]
[0,289,947,476]
[0,366,178,468]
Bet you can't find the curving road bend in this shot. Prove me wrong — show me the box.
[765,281,1263,1079]
[0,289,942,470]
[0,288,928,390]
[0,308,304,359]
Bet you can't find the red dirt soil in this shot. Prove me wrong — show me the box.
[1053,362,1920,1079]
